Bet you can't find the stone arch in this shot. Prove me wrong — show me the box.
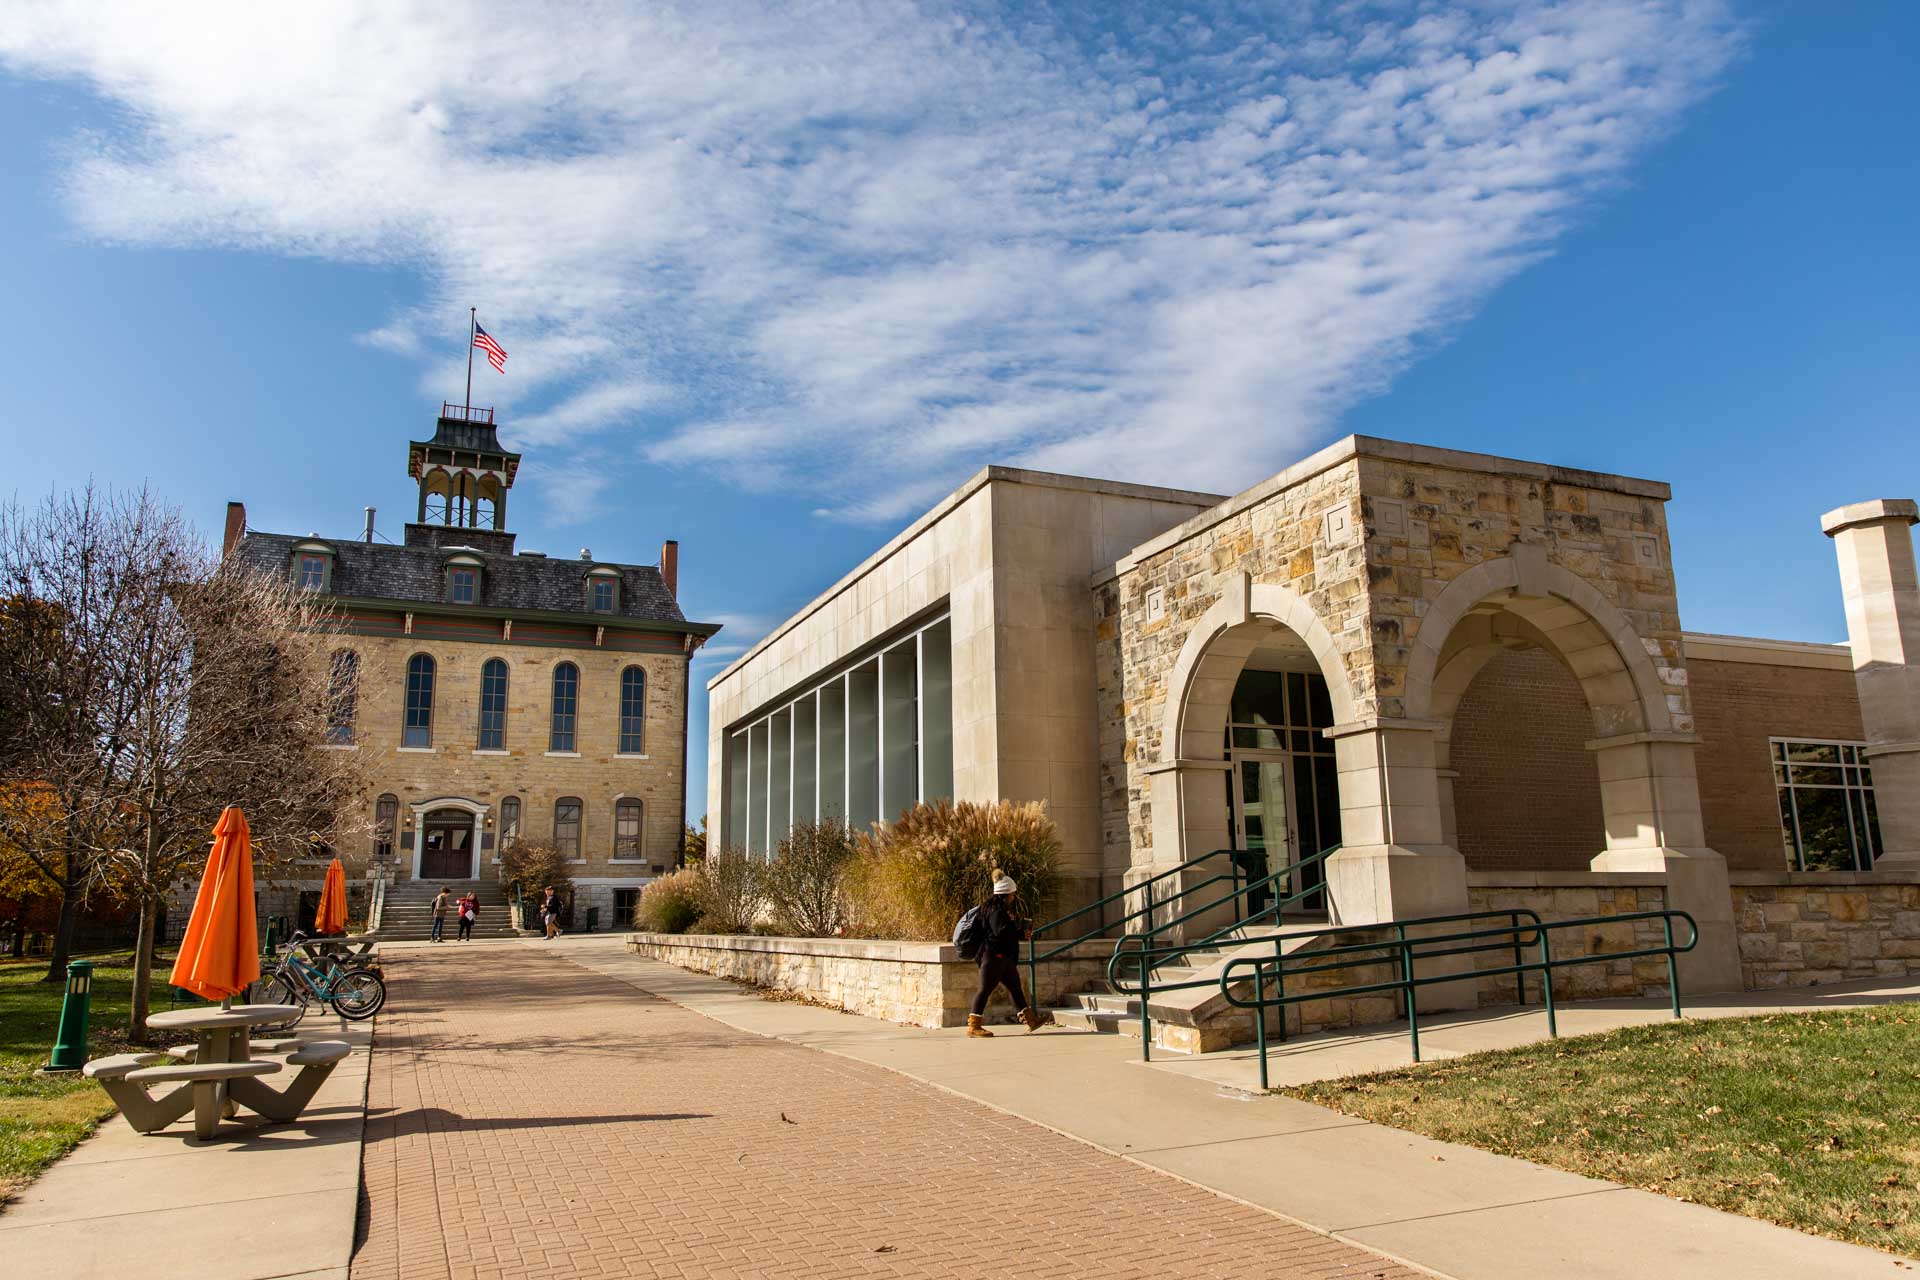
[409,795,489,881]
[1160,577,1357,763]
[1405,550,1672,738]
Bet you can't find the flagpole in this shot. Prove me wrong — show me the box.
[464,308,476,416]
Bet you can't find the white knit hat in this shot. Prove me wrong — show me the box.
[991,874,1017,895]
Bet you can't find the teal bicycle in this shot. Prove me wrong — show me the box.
[252,932,386,1030]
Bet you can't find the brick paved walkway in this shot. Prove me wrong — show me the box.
[352,948,1423,1280]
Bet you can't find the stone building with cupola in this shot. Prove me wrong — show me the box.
[222,403,719,935]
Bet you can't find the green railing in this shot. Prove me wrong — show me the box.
[1220,908,1700,1088]
[1024,847,1255,1012]
[1095,843,1341,1061]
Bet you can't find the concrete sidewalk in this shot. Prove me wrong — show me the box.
[0,1014,373,1280]
[560,939,1911,1280]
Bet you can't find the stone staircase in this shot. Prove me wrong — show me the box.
[1044,916,1332,1054]
[373,879,523,941]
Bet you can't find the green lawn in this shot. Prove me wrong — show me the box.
[0,955,185,1202]
[1286,1007,1920,1256]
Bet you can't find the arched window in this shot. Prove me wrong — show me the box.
[550,662,579,752]
[618,665,646,754]
[554,796,582,858]
[403,653,436,748]
[498,796,521,850]
[478,658,509,750]
[326,649,358,744]
[614,798,643,860]
[373,793,399,862]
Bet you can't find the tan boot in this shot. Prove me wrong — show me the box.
[967,1014,994,1038]
[1018,1007,1053,1033]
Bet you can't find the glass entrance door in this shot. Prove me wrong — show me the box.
[1232,752,1291,916]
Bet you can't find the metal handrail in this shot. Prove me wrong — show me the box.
[1095,843,1340,1061]
[1024,848,1249,1004]
[1221,908,1700,1088]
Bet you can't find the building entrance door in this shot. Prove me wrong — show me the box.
[1230,750,1329,913]
[420,811,475,880]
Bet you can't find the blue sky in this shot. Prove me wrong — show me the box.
[1,2,1915,823]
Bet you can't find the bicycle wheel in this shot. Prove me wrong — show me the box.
[328,968,386,1021]
[251,974,310,1032]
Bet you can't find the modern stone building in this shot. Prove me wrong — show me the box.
[709,435,1918,1005]
[226,404,718,930]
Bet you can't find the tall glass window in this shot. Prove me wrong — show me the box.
[614,798,643,859]
[554,797,582,858]
[1775,739,1880,871]
[478,658,509,750]
[720,614,951,852]
[550,662,579,752]
[403,654,435,748]
[326,649,358,745]
[499,796,521,849]
[373,793,398,862]
[619,666,646,754]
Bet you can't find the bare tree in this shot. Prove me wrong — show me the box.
[0,488,373,1034]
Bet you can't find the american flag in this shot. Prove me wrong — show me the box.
[473,322,507,373]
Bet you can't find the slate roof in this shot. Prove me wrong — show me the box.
[236,530,694,627]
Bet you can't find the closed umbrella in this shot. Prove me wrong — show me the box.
[169,806,261,1006]
[315,857,348,936]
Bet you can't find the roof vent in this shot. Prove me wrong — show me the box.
[579,547,592,560]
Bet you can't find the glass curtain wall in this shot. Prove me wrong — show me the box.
[723,614,953,856]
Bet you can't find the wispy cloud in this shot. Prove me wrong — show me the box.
[2,1,1742,520]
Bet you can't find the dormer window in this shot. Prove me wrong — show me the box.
[289,541,335,593]
[586,567,619,613]
[442,553,483,604]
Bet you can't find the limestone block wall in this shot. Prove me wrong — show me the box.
[1467,880,1674,1002]
[333,631,690,881]
[625,933,1112,1027]
[1731,876,1920,989]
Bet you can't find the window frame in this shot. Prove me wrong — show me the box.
[618,665,647,755]
[549,662,580,753]
[326,648,359,745]
[478,657,509,750]
[373,793,399,863]
[586,567,619,613]
[1772,737,1881,872]
[553,796,583,860]
[449,566,478,604]
[402,653,436,749]
[613,797,644,861]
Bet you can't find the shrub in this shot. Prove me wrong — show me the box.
[635,867,702,934]
[694,845,768,933]
[844,799,1062,941]
[498,839,574,909]
[766,820,857,937]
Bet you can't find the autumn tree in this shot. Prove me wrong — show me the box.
[0,488,372,1034]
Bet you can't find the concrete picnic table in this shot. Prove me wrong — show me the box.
[85,1004,351,1140]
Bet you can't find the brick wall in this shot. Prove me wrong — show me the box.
[1450,648,1604,871]
[1689,657,1864,872]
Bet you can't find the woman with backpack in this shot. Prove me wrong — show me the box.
[963,873,1053,1037]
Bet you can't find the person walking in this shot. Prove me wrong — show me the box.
[456,892,478,941]
[430,886,451,943]
[541,885,563,939]
[966,872,1052,1037]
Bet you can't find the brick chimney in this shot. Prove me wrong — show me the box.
[660,539,679,599]
[223,502,247,557]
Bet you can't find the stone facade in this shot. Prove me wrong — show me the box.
[624,932,1112,1027]
[1732,876,1920,989]
[1467,879,1674,1001]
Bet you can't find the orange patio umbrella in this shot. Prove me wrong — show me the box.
[169,806,261,1005]
[315,856,348,936]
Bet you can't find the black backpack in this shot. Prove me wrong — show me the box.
[952,906,986,960]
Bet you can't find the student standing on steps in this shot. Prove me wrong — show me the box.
[430,886,451,943]
[966,873,1054,1037]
